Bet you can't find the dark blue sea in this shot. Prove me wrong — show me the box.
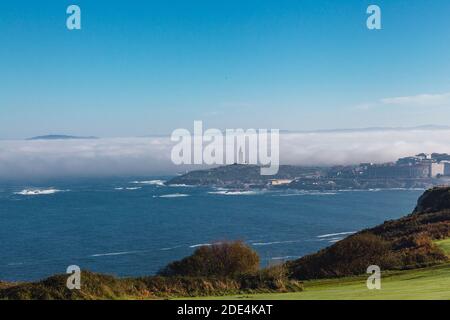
[0,177,423,282]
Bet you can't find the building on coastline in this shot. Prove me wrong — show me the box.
[269,179,293,186]
[443,161,450,176]
[361,153,450,179]
[364,162,430,179]
[431,162,445,177]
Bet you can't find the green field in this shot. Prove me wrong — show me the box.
[436,238,450,256]
[188,239,450,300]
[192,263,450,300]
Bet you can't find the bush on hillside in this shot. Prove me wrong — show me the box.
[158,241,260,278]
[288,225,449,280]
[0,267,303,300]
[288,233,401,280]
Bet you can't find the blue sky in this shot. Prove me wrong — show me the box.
[1,0,450,138]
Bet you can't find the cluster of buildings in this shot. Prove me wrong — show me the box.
[360,153,450,179]
[265,153,450,188]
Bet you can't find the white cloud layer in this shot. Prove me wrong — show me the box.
[380,92,450,107]
[1,128,450,180]
[357,92,450,109]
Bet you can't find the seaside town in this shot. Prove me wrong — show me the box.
[275,153,450,190]
[169,153,450,191]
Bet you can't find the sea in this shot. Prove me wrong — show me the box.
[0,177,424,282]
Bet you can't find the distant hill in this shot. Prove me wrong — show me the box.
[27,135,98,141]
[167,164,323,187]
[167,163,447,190]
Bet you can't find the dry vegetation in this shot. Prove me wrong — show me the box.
[287,187,450,280]
[0,241,302,300]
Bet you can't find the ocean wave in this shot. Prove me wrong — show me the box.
[126,187,141,190]
[275,191,337,197]
[167,184,195,187]
[189,243,212,248]
[338,188,425,192]
[252,240,302,246]
[131,180,166,186]
[159,245,184,251]
[14,188,67,196]
[90,251,138,257]
[271,256,300,260]
[317,231,356,238]
[156,193,189,198]
[115,187,142,191]
[208,190,260,196]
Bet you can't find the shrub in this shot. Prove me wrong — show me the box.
[238,264,302,292]
[158,241,260,278]
[288,233,401,279]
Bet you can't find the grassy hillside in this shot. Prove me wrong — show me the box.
[196,262,450,300]
[199,237,450,300]
[287,187,450,280]
[435,238,450,256]
[0,271,303,300]
[0,243,302,300]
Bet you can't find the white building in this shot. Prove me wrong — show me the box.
[269,179,293,186]
[443,161,450,176]
[431,163,445,177]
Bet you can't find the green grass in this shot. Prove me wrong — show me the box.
[435,238,450,256]
[182,238,450,300]
[186,263,450,300]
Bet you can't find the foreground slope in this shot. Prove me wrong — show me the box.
[199,261,450,300]
[287,187,450,280]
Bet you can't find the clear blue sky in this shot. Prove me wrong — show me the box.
[1,0,450,138]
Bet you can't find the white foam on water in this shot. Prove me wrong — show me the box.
[317,231,356,238]
[14,188,67,196]
[90,251,138,257]
[156,193,189,198]
[271,256,300,260]
[208,190,260,196]
[131,180,166,186]
[159,245,184,251]
[328,238,343,243]
[276,191,337,197]
[252,240,302,246]
[167,184,195,187]
[189,243,212,248]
